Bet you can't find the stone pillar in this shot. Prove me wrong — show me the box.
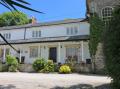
[3,45,6,62]
[19,49,21,63]
[58,42,61,63]
[81,41,84,61]
[38,45,41,57]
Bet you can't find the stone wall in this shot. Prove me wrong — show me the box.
[92,0,120,17]
[19,64,34,72]
[73,63,92,73]
[94,43,105,73]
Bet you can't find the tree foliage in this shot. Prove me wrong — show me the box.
[89,14,104,57]
[0,11,30,27]
[0,0,42,13]
[103,6,120,89]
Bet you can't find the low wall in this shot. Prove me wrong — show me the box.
[73,63,92,73]
[19,64,34,72]
[18,63,92,73]
[1,63,92,73]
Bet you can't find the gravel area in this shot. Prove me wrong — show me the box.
[0,73,111,89]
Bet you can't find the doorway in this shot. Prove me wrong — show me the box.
[49,47,57,62]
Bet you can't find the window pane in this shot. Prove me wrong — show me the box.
[71,27,73,35]
[39,31,41,37]
[32,31,35,37]
[30,46,38,58]
[102,7,113,24]
[74,27,78,34]
[66,47,78,60]
[36,31,38,37]
[66,28,69,35]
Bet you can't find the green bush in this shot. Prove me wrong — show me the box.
[59,65,71,74]
[6,55,18,67]
[103,6,120,89]
[6,55,19,72]
[32,58,46,72]
[40,60,54,73]
[8,65,18,72]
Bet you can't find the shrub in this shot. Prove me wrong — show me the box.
[6,55,18,67]
[40,60,54,73]
[59,65,71,74]
[6,55,19,72]
[8,65,18,72]
[32,58,46,72]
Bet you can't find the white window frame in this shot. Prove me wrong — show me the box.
[3,33,11,40]
[66,46,79,63]
[66,26,78,35]
[29,46,38,58]
[101,6,113,24]
[32,30,41,38]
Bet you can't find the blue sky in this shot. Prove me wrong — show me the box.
[0,0,86,22]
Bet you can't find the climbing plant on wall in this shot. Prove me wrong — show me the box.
[89,13,104,57]
[103,6,120,89]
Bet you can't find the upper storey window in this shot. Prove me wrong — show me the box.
[102,7,113,25]
[3,33,11,40]
[32,30,41,38]
[66,26,78,35]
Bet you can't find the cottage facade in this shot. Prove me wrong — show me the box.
[0,19,90,64]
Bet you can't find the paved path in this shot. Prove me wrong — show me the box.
[0,73,111,89]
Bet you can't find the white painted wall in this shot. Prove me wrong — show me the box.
[0,22,90,41]
[0,29,25,41]
[83,41,91,61]
[0,41,91,64]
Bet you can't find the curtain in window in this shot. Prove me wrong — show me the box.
[66,47,78,62]
[30,46,38,58]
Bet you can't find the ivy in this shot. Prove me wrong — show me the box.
[103,6,120,89]
[89,14,104,57]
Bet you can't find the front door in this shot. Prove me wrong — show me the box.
[49,47,57,62]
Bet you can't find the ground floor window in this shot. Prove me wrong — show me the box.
[66,46,79,62]
[29,46,38,58]
[6,48,10,56]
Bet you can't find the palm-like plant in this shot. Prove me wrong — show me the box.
[0,0,43,13]
[0,0,43,53]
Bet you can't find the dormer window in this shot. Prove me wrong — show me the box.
[32,30,41,38]
[66,26,78,35]
[3,33,11,40]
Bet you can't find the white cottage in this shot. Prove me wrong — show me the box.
[0,18,90,64]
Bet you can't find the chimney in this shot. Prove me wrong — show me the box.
[31,17,37,24]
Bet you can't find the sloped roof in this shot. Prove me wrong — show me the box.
[0,35,89,45]
[0,18,87,30]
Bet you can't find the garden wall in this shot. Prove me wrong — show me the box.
[19,64,34,72]
[18,63,92,73]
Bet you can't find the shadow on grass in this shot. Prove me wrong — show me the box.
[51,83,111,89]
[0,84,16,89]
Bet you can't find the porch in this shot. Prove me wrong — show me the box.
[0,41,90,64]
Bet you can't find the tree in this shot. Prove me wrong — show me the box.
[0,0,43,53]
[0,11,30,27]
[89,13,104,72]
[103,6,120,89]
[0,0,42,13]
